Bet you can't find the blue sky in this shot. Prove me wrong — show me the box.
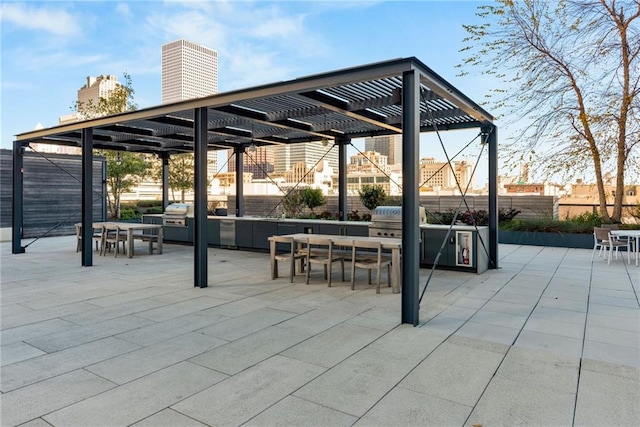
[1,0,499,183]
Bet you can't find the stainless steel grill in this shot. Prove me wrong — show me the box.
[368,206,426,238]
[162,203,193,227]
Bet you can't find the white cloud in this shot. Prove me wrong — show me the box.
[115,3,131,17]
[0,3,81,36]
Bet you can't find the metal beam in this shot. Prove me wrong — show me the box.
[487,126,499,269]
[81,128,93,267]
[161,154,169,209]
[12,141,25,254]
[401,69,420,326]
[235,146,245,217]
[194,108,208,288]
[338,137,348,221]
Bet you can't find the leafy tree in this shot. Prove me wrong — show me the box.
[73,72,148,219]
[281,188,304,218]
[149,153,215,202]
[299,187,327,215]
[460,0,639,222]
[358,184,387,211]
[104,151,148,219]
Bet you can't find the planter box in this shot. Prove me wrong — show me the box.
[499,230,593,249]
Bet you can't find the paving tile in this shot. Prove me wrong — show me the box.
[189,325,310,375]
[467,376,575,426]
[539,296,588,312]
[173,355,325,426]
[574,367,640,426]
[364,325,445,363]
[293,347,418,417]
[451,296,488,309]
[198,307,296,341]
[454,321,520,346]
[205,295,280,317]
[15,418,54,427]
[523,315,585,339]
[131,409,208,427]
[471,309,529,329]
[589,302,640,319]
[586,324,640,347]
[24,315,155,353]
[515,330,583,358]
[496,346,579,394]
[0,337,140,392]
[420,315,466,336]
[345,308,400,331]
[282,323,386,368]
[436,305,478,321]
[61,298,167,325]
[115,309,230,346]
[1,341,46,366]
[134,296,229,322]
[44,362,226,427]
[245,395,357,426]
[87,332,227,384]
[399,340,504,406]
[276,308,353,336]
[0,301,101,330]
[354,386,471,427]
[481,299,535,316]
[0,369,115,427]
[87,287,177,308]
[583,340,640,368]
[587,312,640,333]
[530,306,586,324]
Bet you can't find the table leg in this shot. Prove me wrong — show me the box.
[392,248,401,293]
[270,240,276,279]
[157,227,163,255]
[128,229,133,258]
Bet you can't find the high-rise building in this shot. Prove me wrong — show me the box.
[161,38,218,175]
[364,135,402,165]
[419,157,474,190]
[161,39,218,104]
[273,142,339,174]
[227,146,275,180]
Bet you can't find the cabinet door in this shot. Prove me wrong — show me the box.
[317,223,343,235]
[422,229,450,265]
[207,219,220,246]
[252,221,278,250]
[345,224,369,237]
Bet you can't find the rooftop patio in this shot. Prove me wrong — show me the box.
[1,237,638,426]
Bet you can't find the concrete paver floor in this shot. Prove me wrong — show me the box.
[1,236,638,426]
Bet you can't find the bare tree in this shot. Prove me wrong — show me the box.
[460,0,639,221]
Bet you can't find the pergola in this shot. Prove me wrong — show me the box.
[12,57,497,325]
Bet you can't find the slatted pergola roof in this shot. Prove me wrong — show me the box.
[16,57,493,153]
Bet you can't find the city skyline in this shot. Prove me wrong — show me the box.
[1,1,494,185]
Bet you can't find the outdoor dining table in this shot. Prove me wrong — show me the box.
[92,222,163,258]
[269,233,402,293]
[610,229,640,266]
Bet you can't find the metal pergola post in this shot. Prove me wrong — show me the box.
[338,137,349,221]
[487,125,499,268]
[11,141,25,254]
[81,128,93,267]
[194,107,208,288]
[161,153,170,210]
[235,146,245,217]
[401,69,421,326]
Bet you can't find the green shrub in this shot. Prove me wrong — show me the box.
[358,184,387,211]
[299,187,327,214]
[120,208,141,220]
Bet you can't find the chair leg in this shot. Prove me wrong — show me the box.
[328,263,333,287]
[376,266,381,294]
[351,263,356,290]
[289,257,295,283]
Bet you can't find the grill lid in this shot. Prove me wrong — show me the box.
[163,203,193,216]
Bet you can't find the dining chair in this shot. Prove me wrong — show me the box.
[304,237,345,287]
[593,227,631,265]
[350,240,392,294]
[76,224,105,254]
[103,225,127,258]
[270,235,306,282]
